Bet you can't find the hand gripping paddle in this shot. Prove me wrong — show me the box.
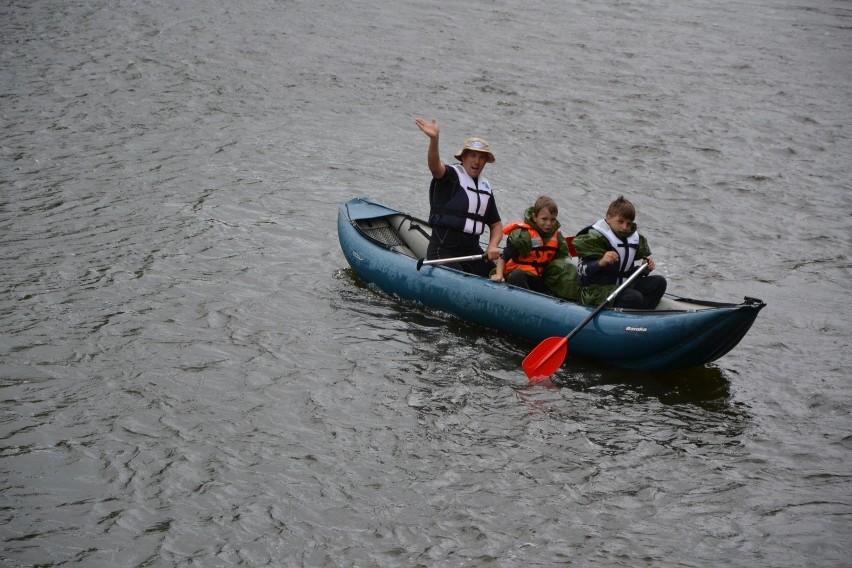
[522,263,649,382]
[416,253,487,271]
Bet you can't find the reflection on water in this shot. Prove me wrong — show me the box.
[336,264,751,460]
[337,266,740,409]
[554,363,736,408]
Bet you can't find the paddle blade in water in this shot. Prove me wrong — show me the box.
[522,336,568,382]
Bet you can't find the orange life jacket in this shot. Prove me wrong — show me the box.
[503,222,559,277]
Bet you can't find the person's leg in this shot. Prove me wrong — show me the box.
[633,275,667,309]
[526,275,551,295]
[505,269,531,288]
[613,287,644,309]
[505,269,549,293]
[428,229,494,275]
[465,258,496,277]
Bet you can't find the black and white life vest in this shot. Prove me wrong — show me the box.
[589,219,639,284]
[428,164,493,235]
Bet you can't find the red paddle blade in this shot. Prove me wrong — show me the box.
[522,336,568,382]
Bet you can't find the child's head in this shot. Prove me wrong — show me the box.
[531,195,558,233]
[605,196,636,235]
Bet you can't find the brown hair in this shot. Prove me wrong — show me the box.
[533,195,558,216]
[606,195,635,221]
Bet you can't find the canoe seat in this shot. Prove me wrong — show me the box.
[357,215,431,259]
[391,215,430,259]
[357,221,414,257]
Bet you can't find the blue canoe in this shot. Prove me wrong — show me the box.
[337,197,765,371]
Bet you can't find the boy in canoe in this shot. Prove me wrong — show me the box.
[573,195,667,309]
[490,195,580,301]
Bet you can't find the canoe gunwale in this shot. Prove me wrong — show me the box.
[345,203,762,316]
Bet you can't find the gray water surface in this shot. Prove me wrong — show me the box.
[1,0,850,566]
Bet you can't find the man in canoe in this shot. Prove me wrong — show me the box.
[573,195,667,309]
[415,118,503,277]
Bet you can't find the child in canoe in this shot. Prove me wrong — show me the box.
[573,195,667,309]
[490,195,580,301]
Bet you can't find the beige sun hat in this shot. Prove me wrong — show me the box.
[454,137,495,163]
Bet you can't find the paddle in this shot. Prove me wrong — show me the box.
[522,263,650,382]
[416,253,487,271]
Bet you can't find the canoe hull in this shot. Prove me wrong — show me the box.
[337,197,765,370]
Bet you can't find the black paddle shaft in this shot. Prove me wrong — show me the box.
[566,263,649,341]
